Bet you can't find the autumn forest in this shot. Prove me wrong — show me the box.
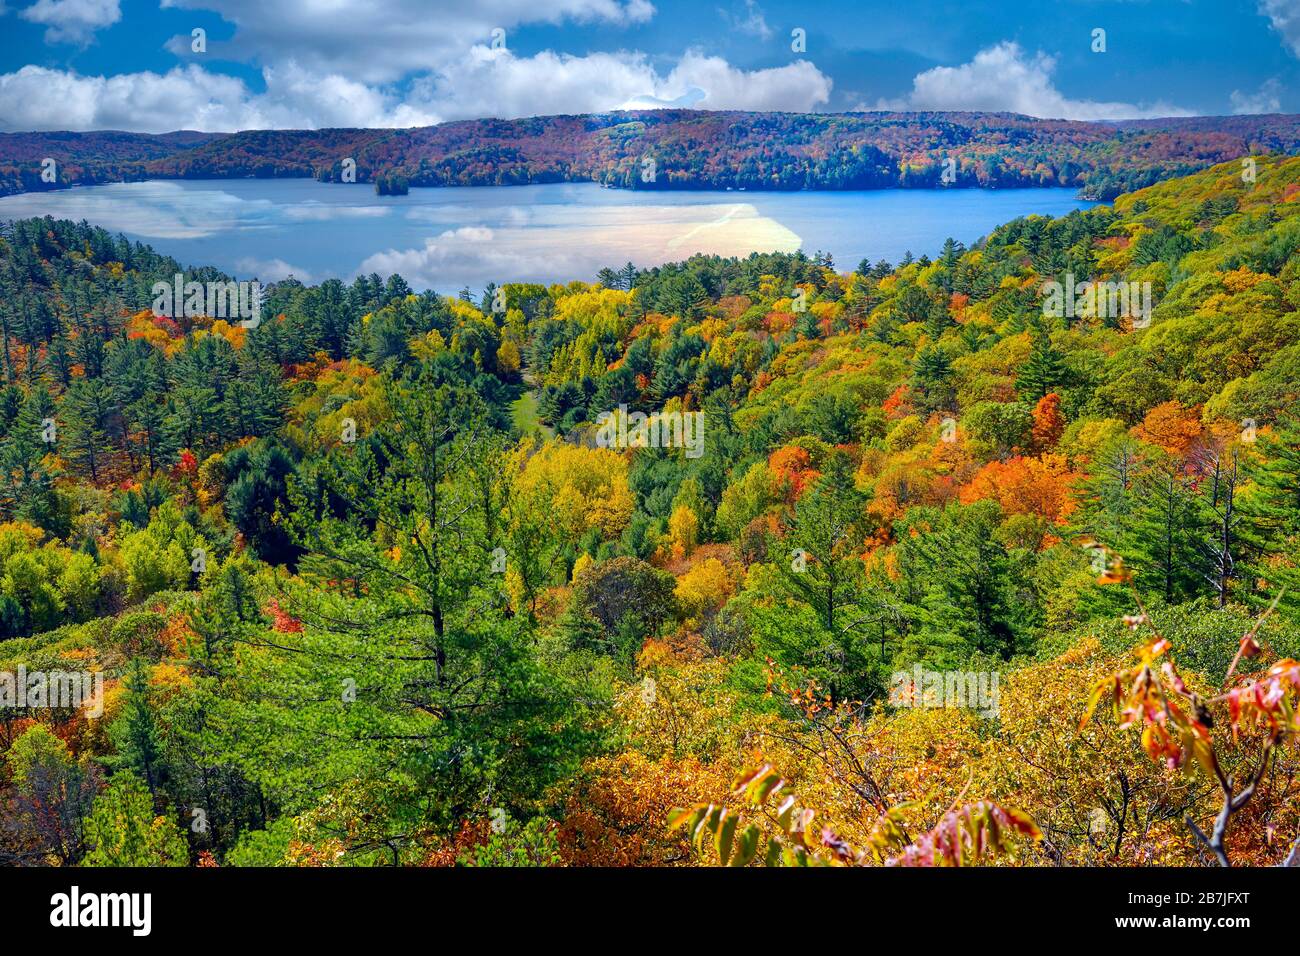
[0,150,1299,873]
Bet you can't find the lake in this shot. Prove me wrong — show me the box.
[0,179,1097,292]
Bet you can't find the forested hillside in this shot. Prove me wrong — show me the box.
[4,110,1300,200]
[1,155,1299,867]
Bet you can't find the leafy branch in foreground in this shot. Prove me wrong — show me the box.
[669,765,1040,867]
[1082,589,1299,866]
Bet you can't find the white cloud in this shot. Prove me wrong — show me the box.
[0,63,439,131]
[159,0,656,84]
[0,64,247,131]
[660,52,830,112]
[1231,78,1282,114]
[0,48,832,131]
[258,62,439,127]
[418,47,831,120]
[19,0,119,44]
[0,0,829,131]
[878,41,1191,120]
[1259,0,1300,57]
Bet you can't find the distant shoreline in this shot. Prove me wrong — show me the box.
[3,109,1297,203]
[2,173,1103,203]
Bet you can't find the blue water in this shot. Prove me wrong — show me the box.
[0,179,1097,292]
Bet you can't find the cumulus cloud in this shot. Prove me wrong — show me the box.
[418,47,831,120]
[159,0,656,84]
[0,47,832,132]
[1231,78,1283,114]
[1259,0,1300,57]
[878,41,1191,120]
[660,52,830,112]
[0,64,251,131]
[0,0,831,131]
[19,0,120,44]
[0,63,445,131]
[257,62,439,128]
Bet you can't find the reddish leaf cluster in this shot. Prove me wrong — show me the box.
[886,801,1042,867]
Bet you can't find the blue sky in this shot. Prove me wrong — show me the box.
[0,0,1296,131]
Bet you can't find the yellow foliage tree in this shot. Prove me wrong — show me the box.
[674,557,735,625]
[515,441,634,542]
[667,504,699,561]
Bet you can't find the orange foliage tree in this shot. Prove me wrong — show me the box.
[1031,392,1066,451]
[959,454,1078,523]
[769,446,820,502]
[1132,400,1203,457]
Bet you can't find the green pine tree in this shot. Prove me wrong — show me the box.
[1016,330,1068,400]
[109,657,168,804]
[1242,412,1300,613]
